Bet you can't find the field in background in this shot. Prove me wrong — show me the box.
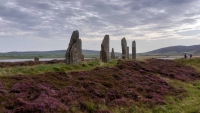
[1,49,196,60]
[0,50,103,60]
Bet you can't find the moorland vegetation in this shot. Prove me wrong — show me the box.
[0,59,200,112]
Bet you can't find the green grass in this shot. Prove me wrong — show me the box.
[176,58,200,72]
[148,58,200,113]
[105,58,200,113]
[106,78,200,113]
[0,59,118,76]
[151,78,200,113]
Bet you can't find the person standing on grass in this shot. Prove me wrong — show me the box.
[190,54,192,59]
[184,54,187,58]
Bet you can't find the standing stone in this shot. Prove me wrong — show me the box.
[65,30,82,64]
[101,35,110,62]
[99,50,102,60]
[81,54,84,61]
[127,46,129,59]
[132,40,136,59]
[121,37,127,59]
[70,39,82,64]
[111,48,115,59]
[34,57,39,62]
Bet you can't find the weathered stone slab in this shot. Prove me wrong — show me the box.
[132,40,136,59]
[81,54,84,61]
[70,39,82,64]
[65,30,82,64]
[127,46,129,59]
[111,48,115,59]
[101,35,110,62]
[121,37,127,59]
[100,50,102,60]
[34,57,39,62]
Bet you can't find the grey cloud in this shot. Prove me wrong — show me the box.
[0,0,199,40]
[178,30,200,36]
[16,0,52,10]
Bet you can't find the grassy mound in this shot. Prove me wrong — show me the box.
[0,59,200,112]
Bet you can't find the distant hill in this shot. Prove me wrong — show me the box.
[0,50,122,59]
[141,45,200,56]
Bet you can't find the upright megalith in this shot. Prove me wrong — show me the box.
[127,46,129,59]
[121,37,127,59]
[99,50,102,60]
[111,48,115,59]
[65,30,82,64]
[132,40,136,59]
[34,57,39,62]
[101,35,110,62]
[81,54,84,61]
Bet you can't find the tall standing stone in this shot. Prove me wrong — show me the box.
[34,56,39,62]
[121,37,127,59]
[70,39,82,64]
[111,48,115,59]
[81,54,84,61]
[99,50,102,60]
[132,40,136,59]
[65,30,82,64]
[127,46,129,59]
[101,35,110,62]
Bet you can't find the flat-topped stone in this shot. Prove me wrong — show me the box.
[127,46,129,59]
[132,40,136,59]
[121,37,127,59]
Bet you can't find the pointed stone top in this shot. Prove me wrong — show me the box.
[121,37,127,44]
[121,38,127,45]
[132,40,136,47]
[111,48,114,53]
[122,37,126,40]
[104,35,109,38]
[68,30,79,45]
[102,35,109,44]
[71,30,79,39]
[111,48,115,59]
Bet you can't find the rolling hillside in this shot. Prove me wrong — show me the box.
[2,44,200,59]
[141,45,200,56]
[0,50,122,59]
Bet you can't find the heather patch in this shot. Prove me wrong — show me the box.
[0,60,65,68]
[117,59,200,81]
[0,82,7,96]
[1,59,198,112]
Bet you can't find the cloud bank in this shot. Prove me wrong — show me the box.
[0,0,200,42]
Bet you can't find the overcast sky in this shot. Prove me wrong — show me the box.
[0,0,200,53]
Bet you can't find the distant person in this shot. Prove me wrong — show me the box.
[190,54,192,59]
[184,54,187,58]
